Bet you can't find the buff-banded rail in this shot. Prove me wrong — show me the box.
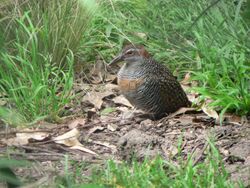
[110,44,191,119]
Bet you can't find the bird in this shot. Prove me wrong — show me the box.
[109,44,191,119]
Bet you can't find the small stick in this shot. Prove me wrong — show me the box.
[193,142,209,166]
[0,129,52,136]
[19,145,64,156]
[181,139,188,151]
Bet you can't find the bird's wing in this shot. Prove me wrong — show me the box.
[151,70,190,113]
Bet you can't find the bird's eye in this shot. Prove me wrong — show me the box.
[126,50,134,55]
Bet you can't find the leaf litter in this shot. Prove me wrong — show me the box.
[0,68,249,186]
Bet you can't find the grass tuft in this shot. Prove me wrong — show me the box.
[54,140,243,187]
[0,0,97,123]
[89,141,241,188]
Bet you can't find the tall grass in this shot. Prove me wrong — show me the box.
[84,0,250,116]
[186,0,250,115]
[0,0,248,123]
[0,0,97,123]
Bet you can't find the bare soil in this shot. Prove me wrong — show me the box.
[0,70,249,187]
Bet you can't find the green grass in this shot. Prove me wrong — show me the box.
[54,141,243,188]
[0,11,74,123]
[0,0,97,123]
[0,0,248,187]
[0,158,28,187]
[0,142,244,188]
[0,0,248,123]
[82,0,250,116]
[91,146,231,187]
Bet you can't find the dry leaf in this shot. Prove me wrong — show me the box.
[162,144,178,157]
[91,140,117,151]
[180,72,191,85]
[107,123,118,132]
[84,92,102,109]
[202,106,219,124]
[53,128,80,146]
[187,92,198,103]
[70,144,97,155]
[105,83,119,92]
[180,72,192,92]
[105,74,117,82]
[140,119,153,127]
[68,118,86,129]
[53,128,97,155]
[184,130,196,140]
[84,90,113,109]
[116,106,129,112]
[167,107,196,119]
[113,95,133,108]
[88,126,105,135]
[219,147,229,156]
[2,131,49,146]
[2,137,28,146]
[169,145,179,156]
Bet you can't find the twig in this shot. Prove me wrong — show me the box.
[25,155,63,161]
[23,153,64,157]
[181,139,187,151]
[0,129,52,136]
[19,145,64,156]
[190,142,204,156]
[193,142,209,166]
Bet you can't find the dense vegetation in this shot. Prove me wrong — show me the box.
[90,0,250,116]
[0,0,96,123]
[0,0,249,187]
[0,0,249,124]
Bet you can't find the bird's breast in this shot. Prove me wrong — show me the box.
[117,77,144,92]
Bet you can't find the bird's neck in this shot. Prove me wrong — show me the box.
[118,58,146,79]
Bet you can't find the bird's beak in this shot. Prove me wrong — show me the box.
[109,54,124,65]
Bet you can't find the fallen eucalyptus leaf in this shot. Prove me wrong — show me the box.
[202,106,219,124]
[84,90,114,109]
[53,128,97,155]
[113,95,133,108]
[2,131,49,146]
[68,118,86,129]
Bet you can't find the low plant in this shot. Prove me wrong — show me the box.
[0,12,74,122]
[88,0,250,116]
[54,140,243,187]
[0,158,28,187]
[0,0,97,123]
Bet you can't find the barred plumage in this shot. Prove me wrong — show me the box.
[110,44,190,119]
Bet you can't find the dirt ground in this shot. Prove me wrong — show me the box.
[0,68,250,187]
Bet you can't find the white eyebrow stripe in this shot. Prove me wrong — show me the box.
[125,48,139,54]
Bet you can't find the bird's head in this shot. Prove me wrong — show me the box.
[109,44,151,65]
